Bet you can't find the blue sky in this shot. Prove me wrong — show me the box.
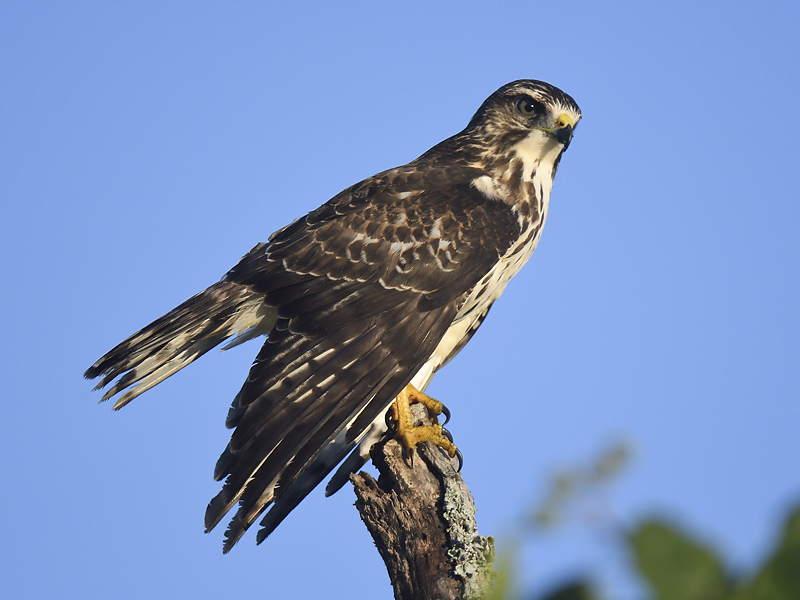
[2,2,799,598]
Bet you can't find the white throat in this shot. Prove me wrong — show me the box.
[471,129,563,208]
[512,129,563,184]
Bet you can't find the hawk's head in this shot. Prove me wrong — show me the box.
[422,80,581,180]
[468,80,582,159]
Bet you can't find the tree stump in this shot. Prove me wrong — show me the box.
[351,405,495,600]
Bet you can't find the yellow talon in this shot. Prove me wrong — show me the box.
[390,383,457,459]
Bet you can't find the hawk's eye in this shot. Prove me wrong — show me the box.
[517,97,542,117]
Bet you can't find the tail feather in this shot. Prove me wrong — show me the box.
[85,281,274,409]
[324,417,387,496]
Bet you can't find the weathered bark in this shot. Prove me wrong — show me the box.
[351,405,495,600]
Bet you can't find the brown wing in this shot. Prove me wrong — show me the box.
[207,164,521,550]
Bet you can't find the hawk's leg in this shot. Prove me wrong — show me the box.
[389,383,457,461]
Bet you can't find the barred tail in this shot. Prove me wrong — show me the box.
[85,281,275,410]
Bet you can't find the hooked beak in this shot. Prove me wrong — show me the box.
[551,113,574,149]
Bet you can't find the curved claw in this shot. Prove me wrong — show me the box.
[440,404,451,425]
[441,426,453,443]
[438,427,463,471]
[454,447,464,472]
[436,439,463,472]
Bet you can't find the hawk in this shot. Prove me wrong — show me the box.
[86,79,581,552]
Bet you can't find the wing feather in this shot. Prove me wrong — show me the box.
[90,162,522,550]
[203,165,521,547]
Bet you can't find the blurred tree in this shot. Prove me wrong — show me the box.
[626,504,800,600]
[499,442,800,600]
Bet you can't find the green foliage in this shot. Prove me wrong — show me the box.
[537,581,598,600]
[490,442,800,600]
[734,504,800,600]
[483,550,516,600]
[626,505,800,600]
[629,520,729,600]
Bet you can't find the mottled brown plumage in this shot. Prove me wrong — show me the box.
[85,80,581,551]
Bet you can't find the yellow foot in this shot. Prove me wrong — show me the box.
[390,383,457,459]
